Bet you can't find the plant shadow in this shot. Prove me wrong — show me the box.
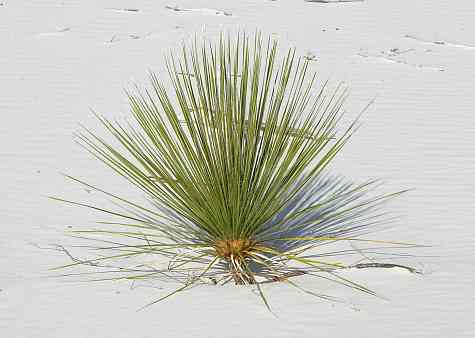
[259,173,393,254]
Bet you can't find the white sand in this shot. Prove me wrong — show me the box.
[1,0,474,337]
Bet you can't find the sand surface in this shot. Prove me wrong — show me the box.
[1,1,474,337]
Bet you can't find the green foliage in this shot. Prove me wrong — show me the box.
[53,33,413,311]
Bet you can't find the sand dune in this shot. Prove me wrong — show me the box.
[1,1,474,337]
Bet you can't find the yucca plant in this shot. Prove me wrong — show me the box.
[53,33,414,310]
